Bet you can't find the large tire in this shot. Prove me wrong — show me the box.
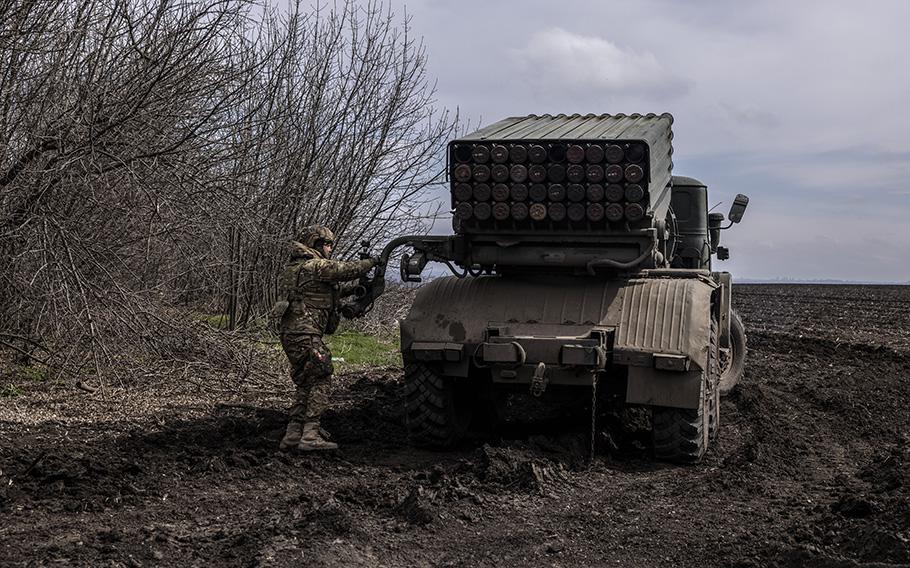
[653,406,705,464]
[653,319,720,463]
[719,310,747,395]
[403,362,473,447]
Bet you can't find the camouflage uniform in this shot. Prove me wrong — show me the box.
[274,226,377,451]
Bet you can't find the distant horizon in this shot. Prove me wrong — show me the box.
[737,278,910,285]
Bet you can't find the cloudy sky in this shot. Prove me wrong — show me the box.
[386,0,910,282]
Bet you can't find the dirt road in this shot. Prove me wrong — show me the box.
[2,285,908,567]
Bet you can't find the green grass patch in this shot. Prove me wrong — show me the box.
[196,312,231,330]
[17,365,47,382]
[0,365,53,396]
[1,383,24,397]
[325,330,400,368]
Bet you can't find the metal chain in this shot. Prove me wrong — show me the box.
[589,373,598,465]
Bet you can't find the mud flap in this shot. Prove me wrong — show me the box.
[626,367,703,409]
[713,271,732,349]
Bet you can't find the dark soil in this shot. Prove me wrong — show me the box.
[2,284,909,567]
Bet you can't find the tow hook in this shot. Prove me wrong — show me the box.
[530,362,548,397]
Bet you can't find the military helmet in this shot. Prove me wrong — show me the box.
[296,225,335,249]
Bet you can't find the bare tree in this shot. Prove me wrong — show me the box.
[0,0,454,385]
[219,0,454,329]
[0,0,259,383]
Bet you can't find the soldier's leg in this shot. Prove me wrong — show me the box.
[299,337,338,451]
[279,334,314,450]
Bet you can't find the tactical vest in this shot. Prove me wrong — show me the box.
[275,259,339,335]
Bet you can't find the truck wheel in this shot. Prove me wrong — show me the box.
[719,310,747,395]
[403,362,472,447]
[653,319,719,463]
[653,406,705,464]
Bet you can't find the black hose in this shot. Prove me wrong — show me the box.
[585,242,655,275]
[443,259,468,278]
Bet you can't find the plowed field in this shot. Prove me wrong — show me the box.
[2,285,909,567]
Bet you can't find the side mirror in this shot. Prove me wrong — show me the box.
[728,194,749,224]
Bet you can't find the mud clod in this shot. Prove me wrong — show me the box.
[396,486,436,525]
[478,444,571,495]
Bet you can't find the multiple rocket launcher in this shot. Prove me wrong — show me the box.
[449,113,675,234]
[451,140,649,226]
[398,112,747,462]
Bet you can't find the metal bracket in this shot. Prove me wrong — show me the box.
[400,251,427,282]
[530,362,548,397]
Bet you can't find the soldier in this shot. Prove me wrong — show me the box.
[273,226,379,451]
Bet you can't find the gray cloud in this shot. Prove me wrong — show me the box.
[715,102,780,130]
[510,28,689,99]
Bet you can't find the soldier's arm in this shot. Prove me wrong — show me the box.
[309,258,376,282]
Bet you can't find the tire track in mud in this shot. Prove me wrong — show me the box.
[747,330,910,436]
[719,323,910,567]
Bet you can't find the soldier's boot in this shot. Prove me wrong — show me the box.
[298,422,338,451]
[279,421,303,451]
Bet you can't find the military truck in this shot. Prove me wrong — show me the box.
[345,113,748,462]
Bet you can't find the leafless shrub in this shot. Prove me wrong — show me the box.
[0,0,454,389]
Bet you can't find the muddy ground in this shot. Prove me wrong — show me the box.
[1,284,909,567]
